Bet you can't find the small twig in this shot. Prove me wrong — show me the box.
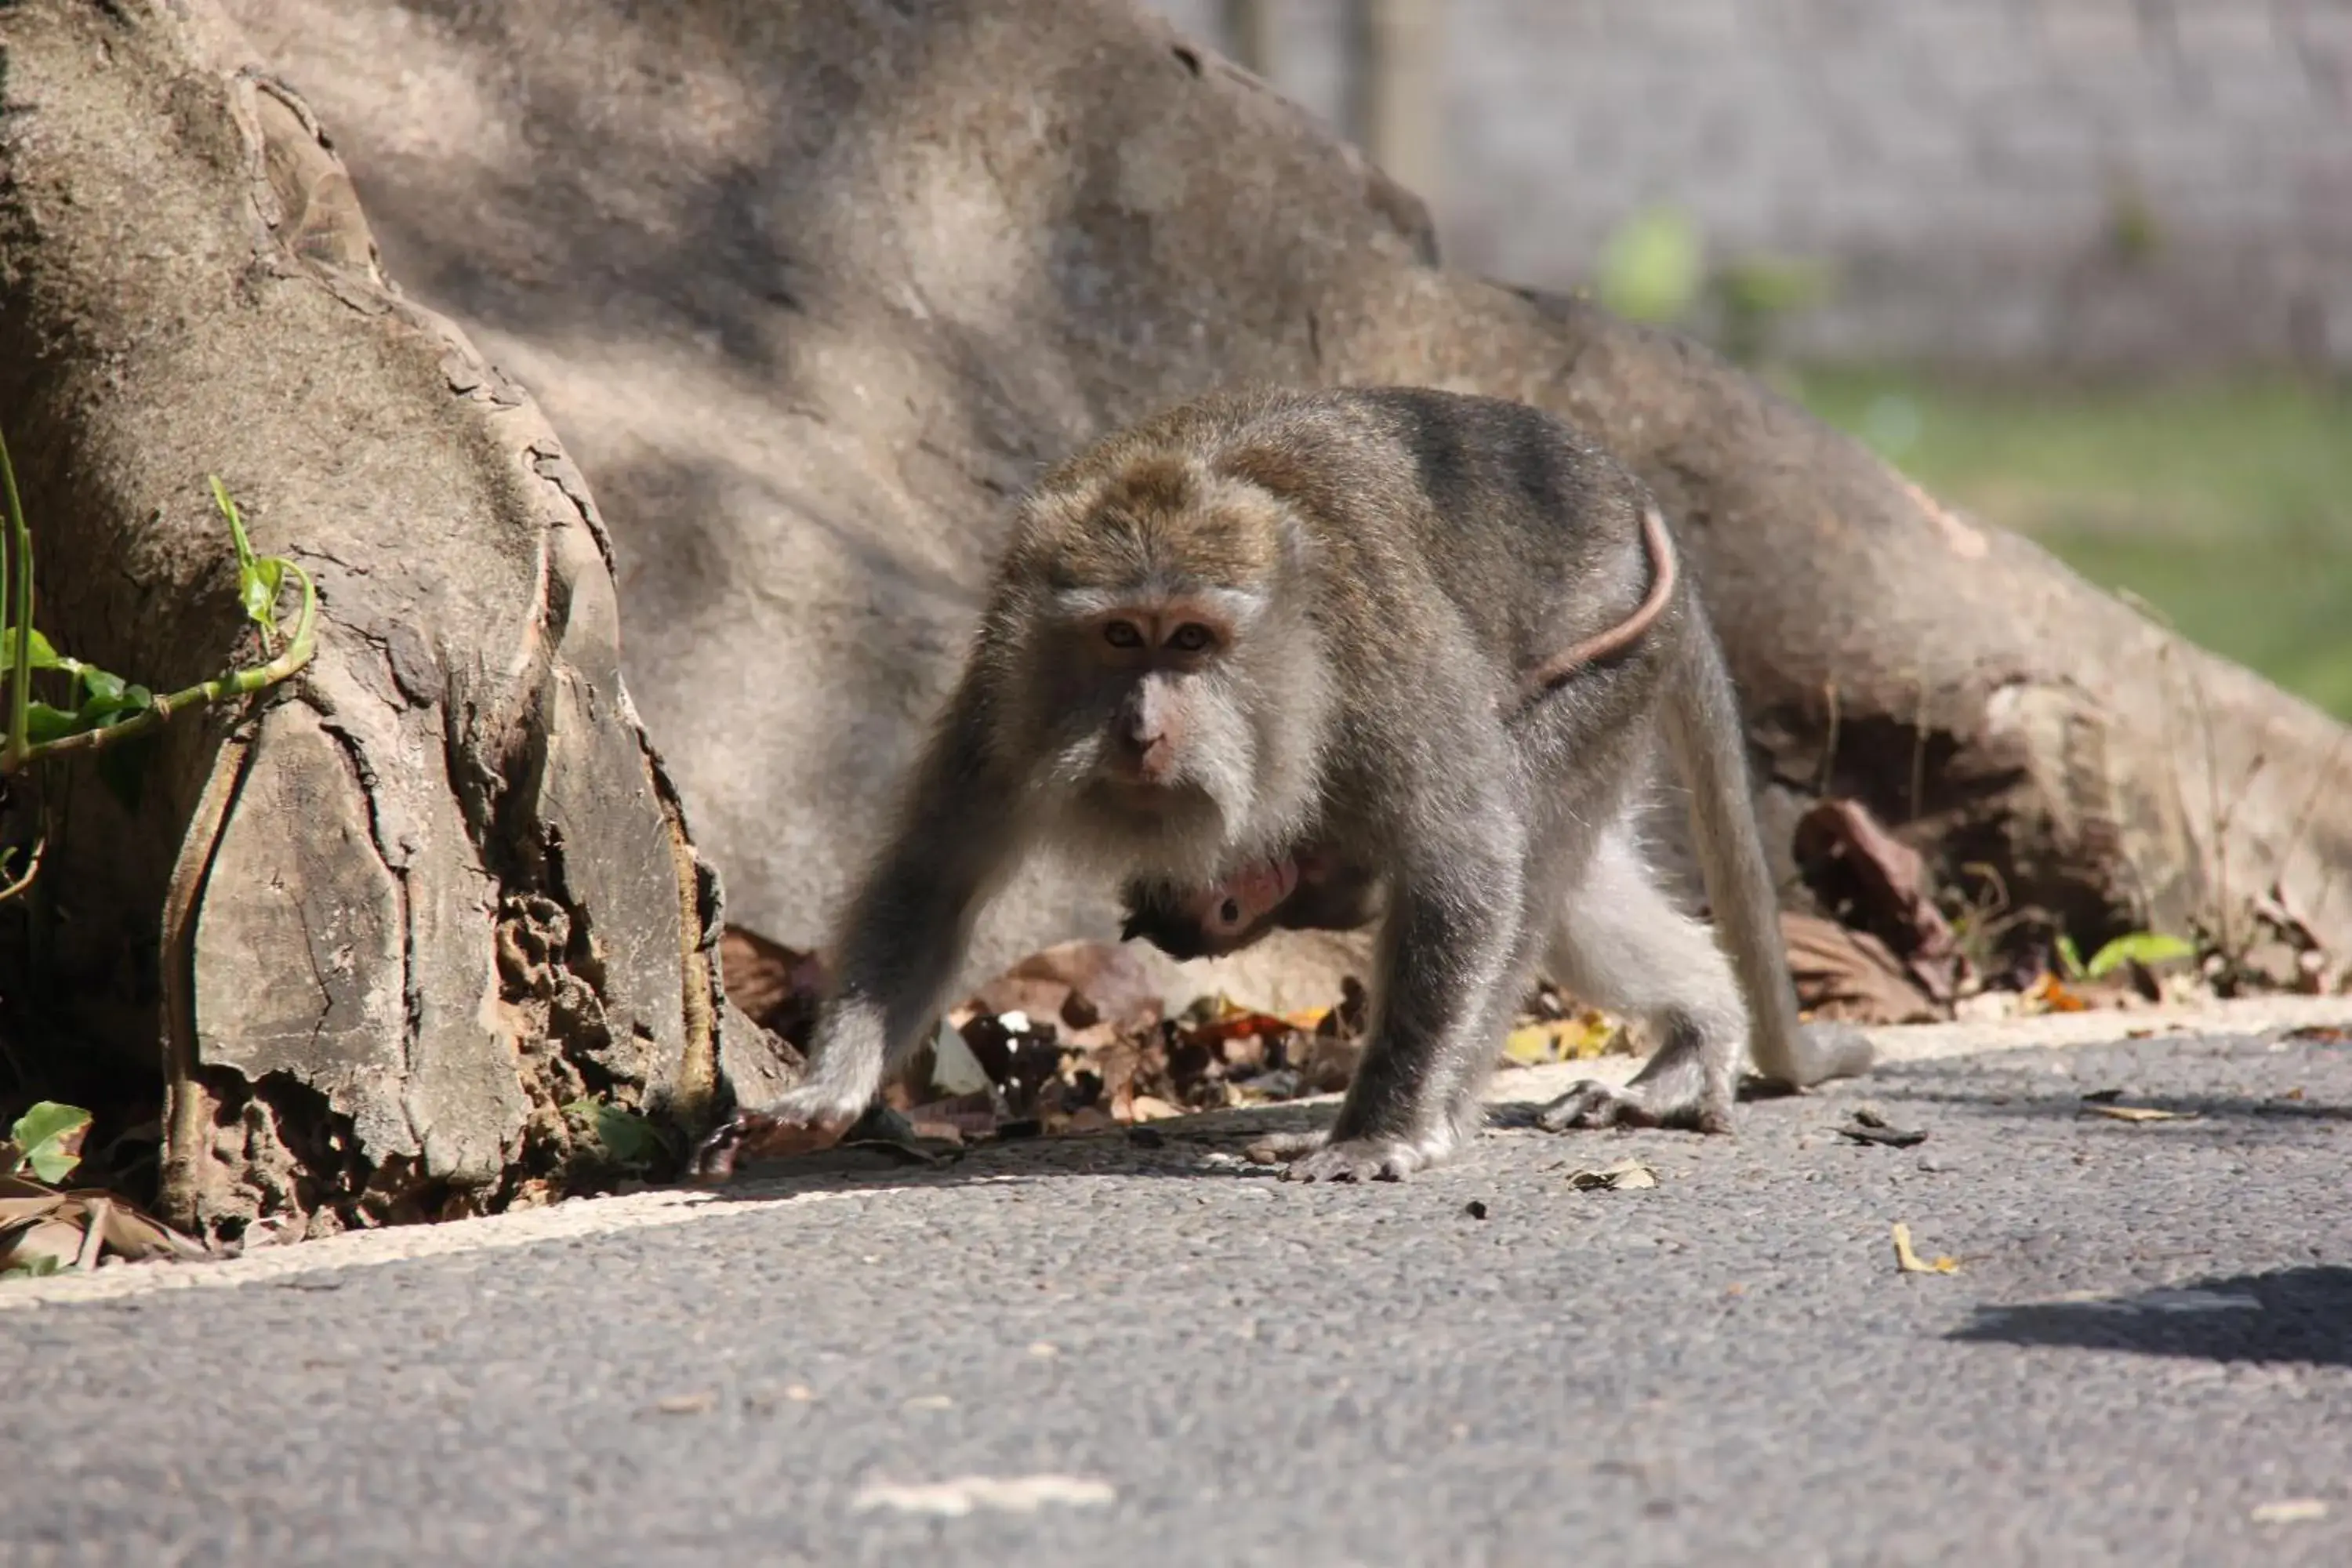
[74,1197,110,1272]
[1908,675,1929,825]
[2274,728,2349,895]
[0,835,46,906]
[158,726,258,1232]
[2183,644,2233,963]
[2119,589,2233,964]
[0,421,32,774]
[1817,678,1841,797]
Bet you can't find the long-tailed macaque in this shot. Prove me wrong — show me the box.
[695,387,1871,1182]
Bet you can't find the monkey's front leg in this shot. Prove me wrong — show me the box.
[695,695,1014,1180]
[1278,821,1527,1183]
[691,857,986,1178]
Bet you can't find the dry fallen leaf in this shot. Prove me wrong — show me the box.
[719,924,829,1044]
[1890,1222,1958,1275]
[2249,1499,2329,1526]
[1501,1011,1622,1066]
[1781,912,1943,1025]
[1791,797,1964,1003]
[1565,1160,1658,1192]
[851,1474,1115,1518]
[1837,1120,1929,1149]
[2080,1103,2198,1123]
[0,1174,207,1277]
[2024,971,2091,1014]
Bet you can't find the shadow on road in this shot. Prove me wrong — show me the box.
[684,1099,1342,1199]
[1949,1265,2352,1367]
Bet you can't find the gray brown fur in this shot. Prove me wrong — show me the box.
[1118,499,1679,956]
[695,387,1872,1182]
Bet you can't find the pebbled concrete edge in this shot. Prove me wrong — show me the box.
[5,994,2344,1312]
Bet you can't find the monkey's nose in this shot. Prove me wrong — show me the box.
[1112,726,1177,784]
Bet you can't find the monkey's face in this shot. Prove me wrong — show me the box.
[1120,861,1294,959]
[1118,854,1393,961]
[1029,592,1273,871]
[996,456,1331,881]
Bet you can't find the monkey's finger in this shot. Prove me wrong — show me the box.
[1534,1083,1667,1134]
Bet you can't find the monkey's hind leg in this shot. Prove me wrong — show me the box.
[1531,829,1745,1135]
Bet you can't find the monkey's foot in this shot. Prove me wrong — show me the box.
[1246,1129,1447,1182]
[689,1088,863,1181]
[1535,1079,1733,1136]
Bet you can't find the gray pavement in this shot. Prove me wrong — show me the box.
[5,1018,2350,1567]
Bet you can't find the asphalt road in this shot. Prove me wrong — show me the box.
[5,1019,2350,1567]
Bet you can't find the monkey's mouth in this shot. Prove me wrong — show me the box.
[1094,762,1194,799]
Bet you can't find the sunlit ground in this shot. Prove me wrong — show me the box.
[1791,369,2352,721]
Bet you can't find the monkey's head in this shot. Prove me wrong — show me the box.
[991,444,1331,882]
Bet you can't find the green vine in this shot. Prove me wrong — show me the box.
[0,423,316,901]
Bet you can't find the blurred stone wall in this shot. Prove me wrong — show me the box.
[1149,0,2352,368]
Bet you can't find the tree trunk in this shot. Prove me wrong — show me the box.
[209,0,2347,1005]
[0,0,738,1237]
[1341,0,1446,204]
[1219,0,1277,79]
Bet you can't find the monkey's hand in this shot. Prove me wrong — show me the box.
[693,999,902,1180]
[689,1083,868,1182]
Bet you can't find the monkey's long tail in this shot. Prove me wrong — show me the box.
[1662,599,1875,1090]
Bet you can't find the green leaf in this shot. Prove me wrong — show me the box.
[238,557,285,630]
[2085,931,2196,979]
[1595,205,1704,325]
[2054,932,2086,981]
[24,702,82,745]
[212,476,289,635]
[212,474,256,568]
[562,1098,670,1167]
[0,626,61,670]
[9,1102,92,1183]
[76,665,125,711]
[78,681,152,731]
[3,1256,65,1279]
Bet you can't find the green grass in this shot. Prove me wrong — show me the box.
[1789,369,2352,720]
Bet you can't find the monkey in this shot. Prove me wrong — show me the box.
[692,386,1874,1184]
[1119,847,1377,960]
[1117,506,1681,959]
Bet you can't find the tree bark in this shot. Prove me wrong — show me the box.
[0,0,734,1236]
[1341,0,1446,203]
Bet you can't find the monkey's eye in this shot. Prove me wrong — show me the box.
[1102,620,1145,650]
[1165,622,1216,654]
